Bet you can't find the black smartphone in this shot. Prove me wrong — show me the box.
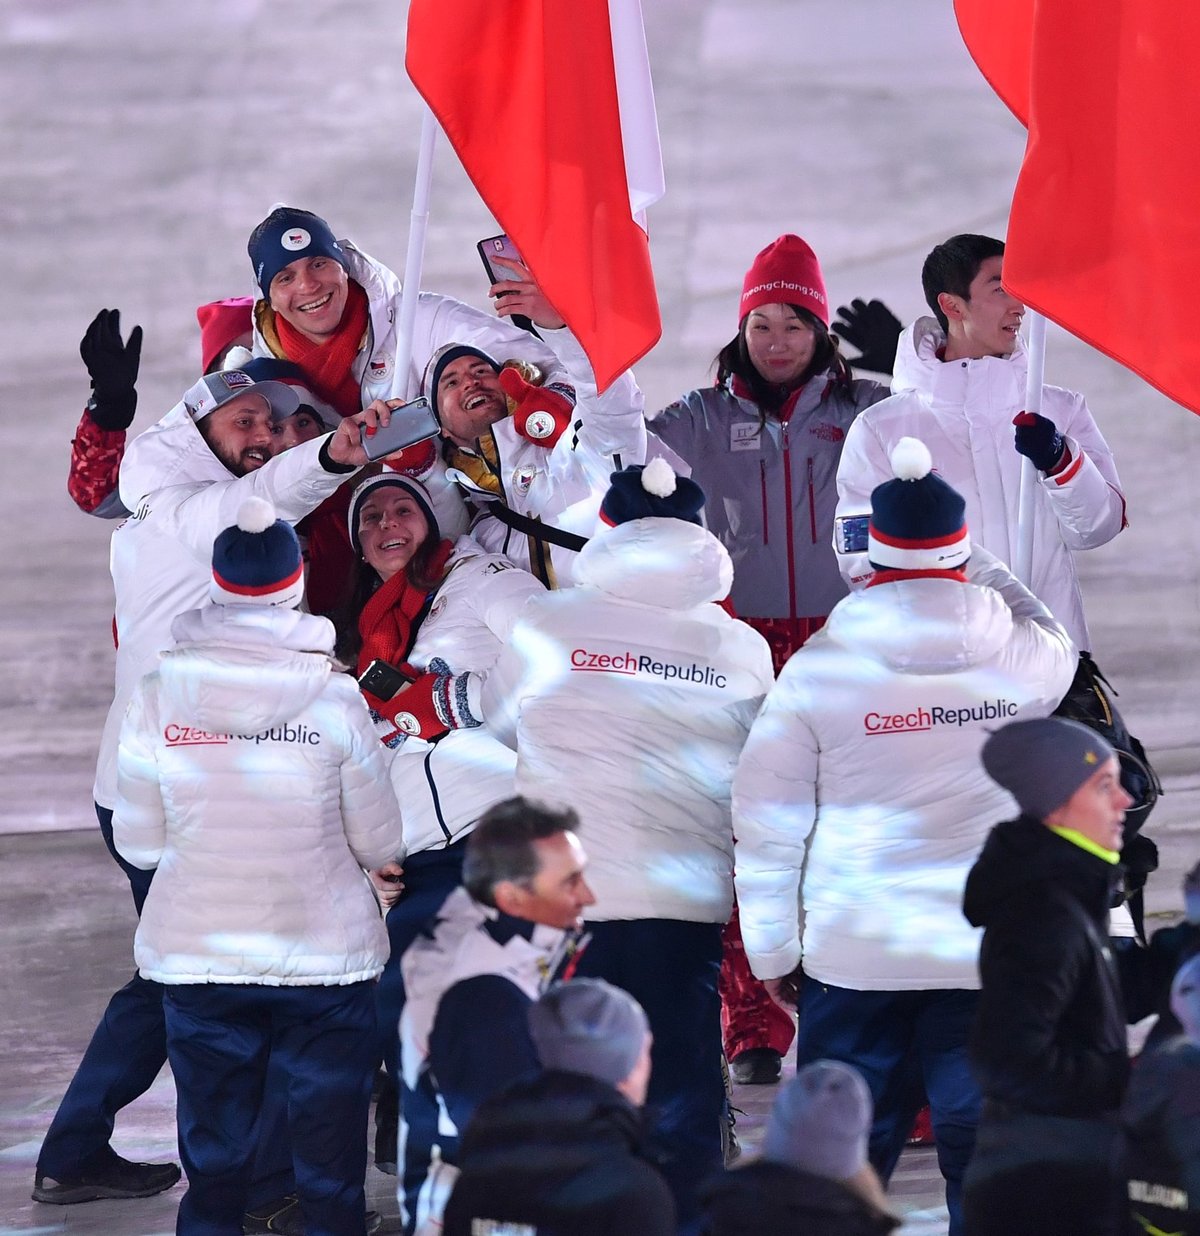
[358,659,416,701]
[477,233,537,335]
[834,514,871,555]
[359,397,441,462]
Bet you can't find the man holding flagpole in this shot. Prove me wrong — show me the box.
[833,233,1125,657]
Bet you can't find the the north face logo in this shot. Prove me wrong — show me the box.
[809,422,844,443]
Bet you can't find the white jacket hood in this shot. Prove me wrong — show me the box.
[119,400,233,510]
[825,576,1015,674]
[161,606,336,734]
[573,518,733,609]
[892,316,1029,409]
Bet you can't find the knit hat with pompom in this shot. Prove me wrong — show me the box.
[867,437,970,571]
[210,497,304,608]
[599,458,706,527]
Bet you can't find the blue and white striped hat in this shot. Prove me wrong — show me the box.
[868,437,970,572]
[210,498,304,609]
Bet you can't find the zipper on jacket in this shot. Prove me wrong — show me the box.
[807,457,818,544]
[423,749,453,843]
[760,460,769,545]
[782,421,798,622]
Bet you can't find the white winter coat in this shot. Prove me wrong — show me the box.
[483,518,776,923]
[834,318,1125,650]
[113,604,402,986]
[732,548,1076,989]
[385,536,545,858]
[95,405,355,808]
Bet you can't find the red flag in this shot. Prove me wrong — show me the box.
[406,0,663,393]
[956,0,1200,415]
[952,0,1032,126]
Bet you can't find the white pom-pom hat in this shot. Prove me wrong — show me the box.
[210,497,304,608]
[866,436,971,572]
[599,460,705,527]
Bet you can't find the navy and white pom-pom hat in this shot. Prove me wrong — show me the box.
[248,206,349,297]
[210,498,304,608]
[867,437,971,571]
[182,369,301,425]
[599,458,706,527]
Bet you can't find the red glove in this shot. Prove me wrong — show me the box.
[364,658,480,746]
[381,436,439,478]
[499,367,576,447]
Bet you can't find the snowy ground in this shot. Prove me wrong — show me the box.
[1,2,1197,1232]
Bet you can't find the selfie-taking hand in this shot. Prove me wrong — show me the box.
[80,308,142,430]
[831,298,901,375]
[489,256,566,330]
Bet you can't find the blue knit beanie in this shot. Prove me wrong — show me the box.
[210,498,304,608]
[599,459,705,527]
[249,206,348,297]
[868,437,970,571]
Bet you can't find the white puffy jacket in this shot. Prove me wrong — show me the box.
[113,604,402,986]
[385,536,545,858]
[95,406,356,808]
[834,317,1125,650]
[483,518,776,923]
[732,548,1076,989]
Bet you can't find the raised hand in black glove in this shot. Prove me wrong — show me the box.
[1013,410,1065,472]
[79,308,142,431]
[832,298,902,375]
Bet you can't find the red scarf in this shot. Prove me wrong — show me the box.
[275,280,370,416]
[355,540,455,677]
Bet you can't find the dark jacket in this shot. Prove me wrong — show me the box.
[1122,1038,1200,1235]
[442,1069,676,1236]
[700,1161,899,1236]
[963,814,1129,1116]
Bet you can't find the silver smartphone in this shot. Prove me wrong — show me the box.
[359,397,440,461]
[834,514,871,555]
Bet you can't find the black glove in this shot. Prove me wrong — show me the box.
[79,308,142,430]
[1013,411,1065,472]
[832,298,901,375]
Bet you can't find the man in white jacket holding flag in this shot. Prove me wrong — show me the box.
[834,233,1125,654]
[733,438,1075,1236]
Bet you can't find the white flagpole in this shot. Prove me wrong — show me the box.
[1014,310,1046,585]
[394,105,439,399]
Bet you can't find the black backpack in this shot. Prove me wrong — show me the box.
[1053,652,1162,937]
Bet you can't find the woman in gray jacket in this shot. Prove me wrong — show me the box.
[649,233,888,1086]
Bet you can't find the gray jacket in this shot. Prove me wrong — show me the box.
[650,371,886,621]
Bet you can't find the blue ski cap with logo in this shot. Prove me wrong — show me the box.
[249,206,349,297]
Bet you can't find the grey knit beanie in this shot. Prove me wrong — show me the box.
[981,717,1115,820]
[527,979,650,1088]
